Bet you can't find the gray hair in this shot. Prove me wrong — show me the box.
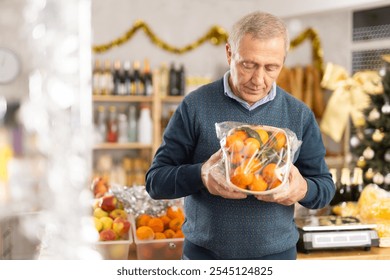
[228,11,290,55]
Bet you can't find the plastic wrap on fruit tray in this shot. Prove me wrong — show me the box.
[214,121,301,196]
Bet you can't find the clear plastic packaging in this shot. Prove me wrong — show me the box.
[214,121,301,195]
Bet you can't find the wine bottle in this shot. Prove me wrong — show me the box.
[169,63,179,96]
[113,60,122,95]
[329,168,341,206]
[117,109,128,143]
[351,167,364,201]
[132,61,144,96]
[159,63,169,97]
[123,61,132,96]
[101,60,113,95]
[96,105,107,143]
[92,59,103,95]
[143,59,153,96]
[177,64,186,96]
[339,168,352,202]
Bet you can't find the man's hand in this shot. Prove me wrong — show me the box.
[255,164,308,205]
[201,149,247,199]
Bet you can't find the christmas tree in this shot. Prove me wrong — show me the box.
[350,56,390,191]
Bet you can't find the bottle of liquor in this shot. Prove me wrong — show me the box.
[123,60,132,96]
[95,105,107,143]
[106,106,118,143]
[127,104,137,142]
[137,103,152,144]
[143,59,153,96]
[92,59,103,95]
[101,60,113,95]
[351,167,364,201]
[132,61,144,95]
[339,168,352,202]
[169,63,179,96]
[329,168,341,206]
[113,60,122,95]
[117,108,128,143]
[177,63,186,96]
[159,63,169,97]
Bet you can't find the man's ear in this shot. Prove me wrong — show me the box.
[226,43,232,65]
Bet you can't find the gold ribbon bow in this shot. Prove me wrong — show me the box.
[320,63,383,142]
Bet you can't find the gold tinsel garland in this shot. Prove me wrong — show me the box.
[92,20,324,73]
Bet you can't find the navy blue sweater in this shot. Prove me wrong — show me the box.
[146,78,335,259]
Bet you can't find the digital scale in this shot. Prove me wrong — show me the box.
[296,215,379,253]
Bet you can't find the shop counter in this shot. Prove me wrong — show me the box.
[297,246,390,260]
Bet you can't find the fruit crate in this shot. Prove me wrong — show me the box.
[130,216,184,260]
[93,228,133,260]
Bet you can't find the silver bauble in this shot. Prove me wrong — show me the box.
[350,136,361,148]
[384,173,390,185]
[363,146,375,160]
[368,108,381,121]
[373,172,384,185]
[385,150,390,163]
[382,102,390,115]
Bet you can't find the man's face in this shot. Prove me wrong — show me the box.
[226,34,285,105]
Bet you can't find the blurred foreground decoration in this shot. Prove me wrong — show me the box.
[320,63,383,143]
[2,0,99,259]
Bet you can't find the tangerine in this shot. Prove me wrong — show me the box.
[230,151,244,165]
[147,217,165,233]
[169,217,184,231]
[136,226,155,240]
[241,157,262,174]
[272,132,286,151]
[163,229,176,238]
[262,163,278,183]
[248,174,268,192]
[173,229,185,238]
[255,128,269,144]
[166,206,184,220]
[154,232,167,240]
[225,134,244,153]
[242,137,260,157]
[230,165,254,189]
[159,215,171,230]
[136,214,152,228]
[269,178,282,189]
[233,130,248,141]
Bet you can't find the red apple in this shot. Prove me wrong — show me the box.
[99,229,117,241]
[112,217,130,238]
[91,177,110,198]
[99,195,118,212]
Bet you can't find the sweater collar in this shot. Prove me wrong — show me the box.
[223,71,276,111]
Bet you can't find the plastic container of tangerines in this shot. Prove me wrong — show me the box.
[216,121,300,196]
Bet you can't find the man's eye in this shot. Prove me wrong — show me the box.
[242,62,256,69]
[266,65,279,71]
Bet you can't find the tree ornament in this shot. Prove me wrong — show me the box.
[368,108,381,121]
[372,129,385,142]
[350,135,361,148]
[382,102,390,115]
[364,128,375,137]
[365,168,375,180]
[384,173,390,185]
[373,172,385,185]
[356,156,366,168]
[363,146,375,160]
[385,149,390,162]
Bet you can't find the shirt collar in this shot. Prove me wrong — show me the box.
[223,71,276,110]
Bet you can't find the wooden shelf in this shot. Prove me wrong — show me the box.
[93,142,153,150]
[92,95,154,103]
[161,96,184,103]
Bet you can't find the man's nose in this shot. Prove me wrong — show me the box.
[251,67,265,86]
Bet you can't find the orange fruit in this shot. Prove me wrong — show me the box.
[173,230,185,238]
[136,214,152,228]
[147,217,164,233]
[154,232,166,240]
[230,165,254,189]
[248,174,268,192]
[163,229,176,239]
[272,132,287,151]
[242,137,260,157]
[225,135,244,153]
[136,226,155,240]
[159,215,171,230]
[255,128,269,144]
[262,163,278,183]
[233,130,248,141]
[166,206,184,220]
[169,217,184,231]
[269,178,282,189]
